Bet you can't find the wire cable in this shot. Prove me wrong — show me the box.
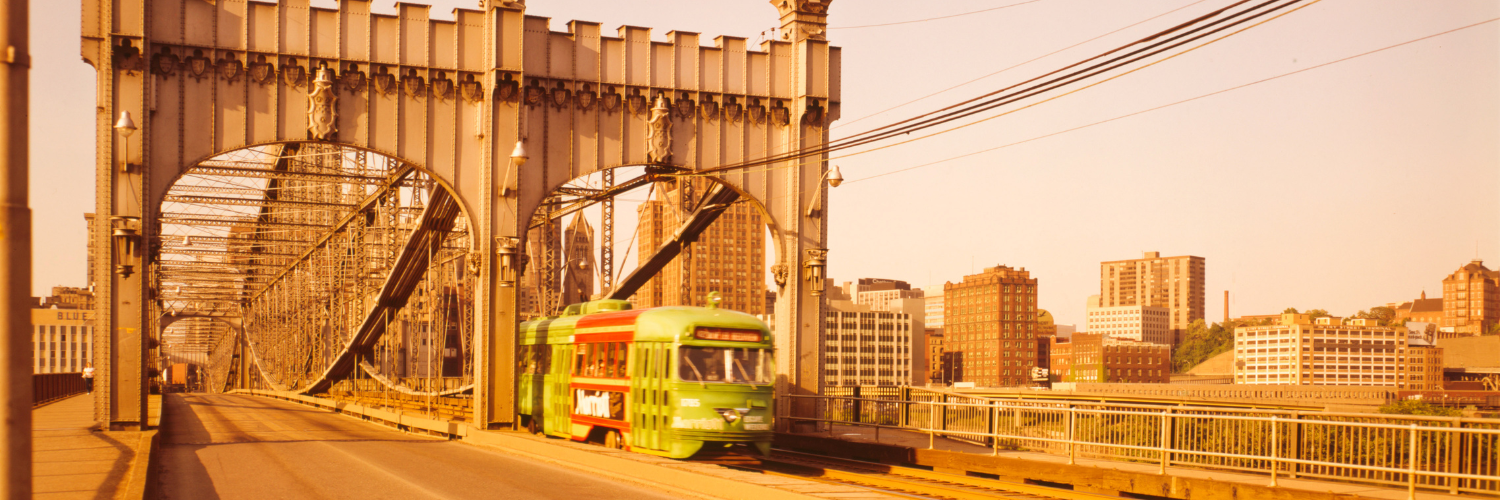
[846,15,1500,184]
[686,0,1292,178]
[834,0,1210,130]
[687,0,1310,178]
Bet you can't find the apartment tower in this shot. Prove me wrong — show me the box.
[1100,251,1205,344]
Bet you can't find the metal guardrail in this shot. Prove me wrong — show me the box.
[782,388,1500,499]
[33,372,87,407]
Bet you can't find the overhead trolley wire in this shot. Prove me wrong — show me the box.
[684,0,1313,179]
[834,0,1211,130]
[848,14,1500,184]
[823,0,1325,162]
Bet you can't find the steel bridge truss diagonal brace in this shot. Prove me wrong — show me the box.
[608,182,740,301]
[246,165,417,303]
[528,172,659,230]
[301,187,463,394]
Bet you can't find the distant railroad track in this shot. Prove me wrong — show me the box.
[697,449,1124,500]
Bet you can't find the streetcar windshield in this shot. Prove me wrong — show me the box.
[679,347,771,384]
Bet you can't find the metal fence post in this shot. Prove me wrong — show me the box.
[1448,417,1460,495]
[858,384,870,423]
[1067,405,1076,465]
[1408,423,1418,500]
[928,401,935,450]
[1270,415,1279,487]
[991,401,999,456]
[1159,409,1170,475]
[899,386,909,428]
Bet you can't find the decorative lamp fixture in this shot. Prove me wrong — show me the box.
[501,140,526,197]
[803,248,827,296]
[496,236,521,286]
[115,111,138,173]
[111,216,141,279]
[804,165,843,218]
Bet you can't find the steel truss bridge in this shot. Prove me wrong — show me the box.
[85,0,840,431]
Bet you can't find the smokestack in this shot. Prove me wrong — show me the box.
[1224,290,1230,323]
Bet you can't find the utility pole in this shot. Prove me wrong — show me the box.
[0,0,31,496]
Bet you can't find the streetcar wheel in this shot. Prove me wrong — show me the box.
[526,416,539,435]
[604,430,621,449]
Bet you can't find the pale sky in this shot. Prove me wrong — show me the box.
[30,0,1499,329]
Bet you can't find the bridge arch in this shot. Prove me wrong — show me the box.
[87,0,838,431]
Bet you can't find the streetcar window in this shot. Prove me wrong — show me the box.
[679,347,771,384]
[575,344,589,375]
[615,342,628,377]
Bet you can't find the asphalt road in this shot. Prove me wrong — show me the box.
[158,393,682,500]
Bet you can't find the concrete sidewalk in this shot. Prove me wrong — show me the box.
[806,424,1480,500]
[32,394,161,499]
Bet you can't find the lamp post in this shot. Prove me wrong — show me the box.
[500,140,526,197]
[804,164,843,218]
[114,111,136,173]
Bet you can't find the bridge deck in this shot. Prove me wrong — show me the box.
[160,393,690,499]
[32,394,159,499]
[803,424,1469,500]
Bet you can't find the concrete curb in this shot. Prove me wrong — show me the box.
[115,430,159,500]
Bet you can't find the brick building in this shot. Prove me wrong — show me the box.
[1049,332,1170,384]
[1442,259,1499,336]
[943,265,1039,387]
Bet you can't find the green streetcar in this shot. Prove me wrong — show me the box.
[517,298,775,459]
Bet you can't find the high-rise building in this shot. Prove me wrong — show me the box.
[1442,260,1499,336]
[1233,314,1443,390]
[922,286,944,329]
[943,265,1039,388]
[635,180,766,314]
[1100,251,1205,344]
[823,300,917,387]
[560,215,597,305]
[1085,304,1171,345]
[33,307,94,374]
[1049,332,1170,384]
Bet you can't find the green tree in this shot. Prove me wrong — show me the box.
[1172,319,1235,373]
[1378,400,1461,417]
[1282,307,1299,314]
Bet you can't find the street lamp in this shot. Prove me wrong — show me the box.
[111,216,141,279]
[500,140,526,197]
[114,111,137,173]
[804,164,843,218]
[495,236,521,287]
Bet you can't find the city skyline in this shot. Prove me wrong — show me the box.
[24,0,1499,330]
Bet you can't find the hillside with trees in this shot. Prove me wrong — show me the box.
[1171,319,1236,373]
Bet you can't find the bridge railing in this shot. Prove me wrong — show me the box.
[34,373,87,407]
[783,392,1500,498]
